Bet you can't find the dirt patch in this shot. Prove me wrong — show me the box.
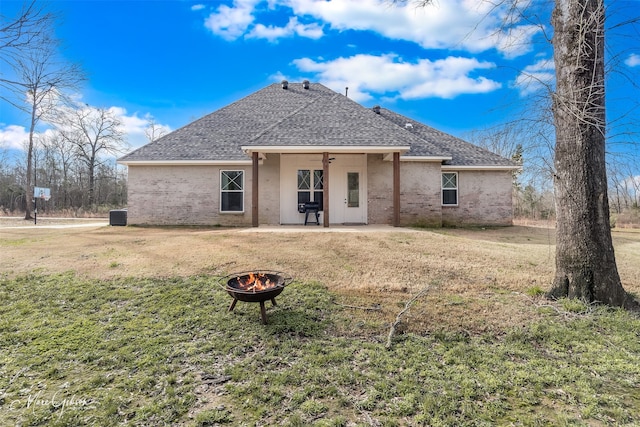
[2,219,639,335]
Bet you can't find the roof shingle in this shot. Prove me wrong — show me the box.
[119,82,516,168]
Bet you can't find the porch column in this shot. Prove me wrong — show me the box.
[393,152,400,227]
[252,151,259,227]
[322,152,330,227]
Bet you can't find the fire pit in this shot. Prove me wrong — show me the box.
[222,271,290,324]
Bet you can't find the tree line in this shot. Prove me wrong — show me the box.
[0,139,127,215]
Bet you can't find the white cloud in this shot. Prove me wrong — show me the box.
[625,54,640,68]
[0,125,30,150]
[0,107,171,153]
[292,53,501,101]
[204,0,260,41]
[0,126,61,157]
[202,0,541,56]
[513,58,555,96]
[287,0,539,57]
[109,107,147,134]
[247,16,323,41]
[107,107,171,149]
[191,4,205,11]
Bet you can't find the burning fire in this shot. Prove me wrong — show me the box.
[235,273,277,292]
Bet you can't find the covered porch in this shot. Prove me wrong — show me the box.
[242,146,408,227]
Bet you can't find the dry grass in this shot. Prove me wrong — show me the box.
[2,218,640,337]
[3,218,640,425]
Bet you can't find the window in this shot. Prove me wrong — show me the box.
[442,172,458,206]
[297,169,323,210]
[220,170,244,212]
[347,172,359,207]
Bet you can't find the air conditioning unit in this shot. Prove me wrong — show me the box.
[109,209,127,226]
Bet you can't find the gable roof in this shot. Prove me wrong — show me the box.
[118,82,517,169]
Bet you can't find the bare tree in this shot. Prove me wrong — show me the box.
[0,1,53,75]
[10,50,82,219]
[397,0,638,309]
[144,117,169,143]
[546,0,636,309]
[58,106,127,207]
[1,2,83,219]
[40,130,75,208]
[468,123,532,182]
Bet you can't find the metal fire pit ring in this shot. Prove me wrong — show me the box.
[221,271,291,324]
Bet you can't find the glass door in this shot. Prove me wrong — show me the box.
[344,171,364,223]
[329,169,365,224]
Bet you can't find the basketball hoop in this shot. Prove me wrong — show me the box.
[32,186,51,225]
[34,187,51,201]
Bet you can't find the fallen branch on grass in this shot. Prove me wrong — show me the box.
[335,302,382,311]
[385,286,430,350]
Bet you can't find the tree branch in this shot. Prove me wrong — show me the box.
[385,286,430,349]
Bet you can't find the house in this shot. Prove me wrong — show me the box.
[117,81,519,227]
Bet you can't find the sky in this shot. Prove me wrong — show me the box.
[1,0,639,174]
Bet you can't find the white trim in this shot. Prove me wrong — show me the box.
[118,159,518,171]
[220,170,245,213]
[441,172,458,207]
[242,145,410,155]
[118,160,254,166]
[441,165,519,171]
[393,155,452,162]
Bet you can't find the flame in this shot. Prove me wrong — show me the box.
[235,273,276,292]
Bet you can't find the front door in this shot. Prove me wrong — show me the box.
[330,167,366,224]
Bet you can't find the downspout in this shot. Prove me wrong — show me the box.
[393,152,400,227]
[252,151,259,227]
[323,152,330,227]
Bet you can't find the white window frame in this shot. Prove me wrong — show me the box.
[297,169,324,211]
[220,170,244,213]
[442,172,458,206]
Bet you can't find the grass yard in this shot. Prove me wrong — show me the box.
[1,221,640,426]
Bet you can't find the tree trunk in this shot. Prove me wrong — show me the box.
[88,155,96,207]
[548,0,637,309]
[23,102,38,220]
[24,142,33,220]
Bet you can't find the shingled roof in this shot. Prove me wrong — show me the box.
[374,107,518,167]
[118,82,517,168]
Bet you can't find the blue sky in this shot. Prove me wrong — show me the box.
[1,0,639,172]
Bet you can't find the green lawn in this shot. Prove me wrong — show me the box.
[1,272,639,426]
